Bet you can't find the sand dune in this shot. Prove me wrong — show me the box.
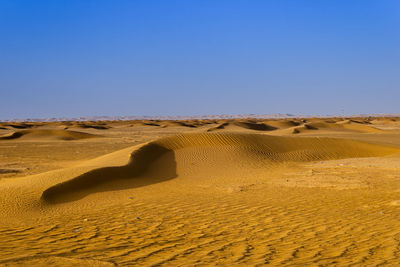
[59,121,111,130]
[75,124,111,130]
[207,122,229,131]
[262,119,301,128]
[141,121,162,127]
[207,118,382,134]
[162,121,201,128]
[0,129,100,141]
[3,123,35,129]
[290,121,382,134]
[208,121,276,132]
[42,133,398,203]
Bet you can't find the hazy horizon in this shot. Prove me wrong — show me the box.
[1,0,399,119]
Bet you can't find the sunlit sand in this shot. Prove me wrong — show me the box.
[1,117,400,265]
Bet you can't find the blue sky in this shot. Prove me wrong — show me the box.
[0,0,399,119]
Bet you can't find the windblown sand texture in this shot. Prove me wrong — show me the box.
[1,117,400,266]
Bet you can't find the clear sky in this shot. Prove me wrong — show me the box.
[1,0,399,119]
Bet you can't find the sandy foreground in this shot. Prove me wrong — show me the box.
[1,117,400,266]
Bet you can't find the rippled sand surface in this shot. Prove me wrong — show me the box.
[1,117,400,266]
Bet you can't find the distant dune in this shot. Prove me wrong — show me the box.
[0,129,100,141]
[3,123,35,129]
[203,118,385,135]
[75,124,111,130]
[291,120,382,134]
[208,121,277,132]
[263,119,301,128]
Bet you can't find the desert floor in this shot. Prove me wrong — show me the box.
[1,117,400,266]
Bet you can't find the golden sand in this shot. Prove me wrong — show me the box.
[1,118,400,266]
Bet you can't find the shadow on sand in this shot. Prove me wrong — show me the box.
[42,143,177,204]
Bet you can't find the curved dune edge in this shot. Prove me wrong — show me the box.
[0,129,100,140]
[41,133,400,204]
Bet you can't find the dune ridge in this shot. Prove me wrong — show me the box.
[42,133,399,203]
